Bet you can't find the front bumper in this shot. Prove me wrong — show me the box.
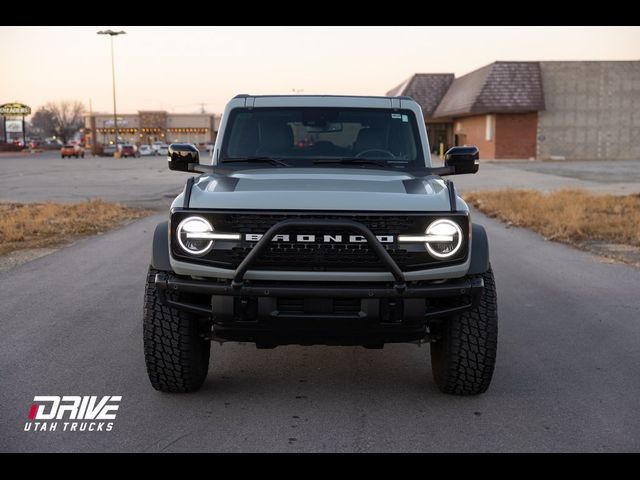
[156,217,483,346]
[154,273,483,346]
[156,273,483,312]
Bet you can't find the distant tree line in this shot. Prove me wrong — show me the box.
[30,101,85,143]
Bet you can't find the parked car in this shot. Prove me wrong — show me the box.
[102,144,117,156]
[151,141,164,155]
[119,144,139,158]
[157,144,169,156]
[60,144,85,158]
[139,145,153,156]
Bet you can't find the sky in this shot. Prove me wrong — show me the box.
[1,26,639,116]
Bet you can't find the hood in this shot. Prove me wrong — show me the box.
[179,168,466,212]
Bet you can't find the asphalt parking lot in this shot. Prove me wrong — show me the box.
[1,152,640,209]
[0,151,192,209]
[452,159,640,195]
[1,152,639,452]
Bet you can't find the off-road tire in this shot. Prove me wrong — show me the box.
[143,266,211,393]
[430,266,498,395]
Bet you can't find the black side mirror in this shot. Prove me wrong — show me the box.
[168,143,199,172]
[444,146,479,175]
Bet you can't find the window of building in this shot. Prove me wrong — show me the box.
[485,114,494,141]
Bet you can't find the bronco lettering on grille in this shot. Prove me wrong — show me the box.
[244,234,394,243]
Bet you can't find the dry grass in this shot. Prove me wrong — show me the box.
[463,189,640,248]
[0,200,150,256]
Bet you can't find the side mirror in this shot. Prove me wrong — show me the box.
[168,143,199,172]
[444,146,479,175]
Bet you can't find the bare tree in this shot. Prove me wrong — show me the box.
[30,108,57,138]
[45,100,86,143]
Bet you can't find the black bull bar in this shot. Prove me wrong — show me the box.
[155,219,483,317]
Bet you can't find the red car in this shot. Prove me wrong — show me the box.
[60,144,85,158]
[119,144,140,158]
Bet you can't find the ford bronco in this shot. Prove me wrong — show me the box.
[144,94,497,395]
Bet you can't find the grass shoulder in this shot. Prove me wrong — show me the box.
[0,200,150,258]
[463,188,640,267]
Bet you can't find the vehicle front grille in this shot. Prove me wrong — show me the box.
[230,244,413,268]
[171,210,468,272]
[223,213,417,234]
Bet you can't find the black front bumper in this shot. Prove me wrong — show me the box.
[154,273,483,346]
[156,218,483,346]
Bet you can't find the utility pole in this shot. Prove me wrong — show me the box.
[97,29,126,156]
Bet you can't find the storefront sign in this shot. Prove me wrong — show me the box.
[104,119,129,126]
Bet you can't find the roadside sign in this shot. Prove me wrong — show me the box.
[1,103,31,146]
[5,120,23,132]
[0,103,31,115]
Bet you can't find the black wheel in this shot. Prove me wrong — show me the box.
[61,155,65,158]
[143,266,211,393]
[81,153,85,158]
[430,266,498,395]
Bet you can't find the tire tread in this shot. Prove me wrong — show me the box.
[143,267,210,393]
[431,266,498,395]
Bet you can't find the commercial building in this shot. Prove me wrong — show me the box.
[83,111,221,151]
[386,73,455,155]
[388,61,640,160]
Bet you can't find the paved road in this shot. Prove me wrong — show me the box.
[1,211,639,452]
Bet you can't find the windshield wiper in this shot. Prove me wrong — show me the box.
[312,157,389,167]
[222,156,290,167]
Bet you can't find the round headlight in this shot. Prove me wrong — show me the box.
[425,219,462,258]
[176,216,214,255]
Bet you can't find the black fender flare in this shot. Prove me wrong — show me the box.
[468,223,490,275]
[151,221,172,272]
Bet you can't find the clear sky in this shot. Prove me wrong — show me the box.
[1,26,639,115]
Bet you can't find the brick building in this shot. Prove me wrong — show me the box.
[84,111,221,151]
[386,73,454,153]
[388,60,640,160]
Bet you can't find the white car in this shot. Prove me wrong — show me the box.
[139,145,153,156]
[157,144,169,156]
[151,141,164,155]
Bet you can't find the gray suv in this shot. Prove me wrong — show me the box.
[144,95,497,395]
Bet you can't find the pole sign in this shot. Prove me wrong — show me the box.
[0,103,32,115]
[1,103,31,146]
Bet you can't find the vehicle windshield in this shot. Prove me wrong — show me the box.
[220,107,425,169]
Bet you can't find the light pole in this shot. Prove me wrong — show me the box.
[97,29,126,154]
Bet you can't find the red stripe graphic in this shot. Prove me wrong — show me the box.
[28,404,38,420]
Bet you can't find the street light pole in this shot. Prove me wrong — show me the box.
[97,29,126,154]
